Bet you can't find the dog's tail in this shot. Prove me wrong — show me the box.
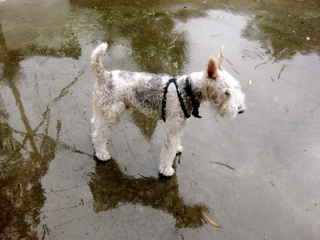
[91,42,108,78]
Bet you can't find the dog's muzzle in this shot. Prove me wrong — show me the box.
[238,109,245,114]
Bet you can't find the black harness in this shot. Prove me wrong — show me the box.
[162,77,202,122]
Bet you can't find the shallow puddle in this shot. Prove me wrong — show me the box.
[0,0,319,239]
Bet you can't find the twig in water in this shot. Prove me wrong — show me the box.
[233,68,240,75]
[42,225,46,239]
[47,101,52,109]
[226,59,233,66]
[43,224,49,236]
[19,183,23,197]
[210,34,224,37]
[42,224,49,239]
[181,40,191,48]
[9,138,14,151]
[271,77,275,82]
[278,64,285,79]
[202,212,220,227]
[83,106,88,114]
[96,224,102,230]
[170,36,177,45]
[87,173,100,179]
[255,62,267,69]
[70,88,76,95]
[210,161,235,170]
[39,57,50,67]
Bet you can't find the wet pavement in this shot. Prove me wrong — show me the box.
[0,0,319,239]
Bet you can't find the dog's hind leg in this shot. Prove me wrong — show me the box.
[91,102,125,161]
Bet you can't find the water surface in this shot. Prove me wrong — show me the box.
[0,0,319,239]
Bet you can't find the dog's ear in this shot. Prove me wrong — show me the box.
[206,57,218,80]
[217,46,224,70]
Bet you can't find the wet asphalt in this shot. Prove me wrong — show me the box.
[0,0,319,239]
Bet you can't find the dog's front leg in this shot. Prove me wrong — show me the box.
[159,117,186,176]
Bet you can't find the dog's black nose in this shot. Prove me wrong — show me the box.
[238,109,245,114]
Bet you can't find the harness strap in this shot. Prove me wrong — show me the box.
[162,78,202,122]
[185,77,202,119]
[162,78,189,122]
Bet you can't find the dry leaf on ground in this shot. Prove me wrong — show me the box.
[202,213,220,227]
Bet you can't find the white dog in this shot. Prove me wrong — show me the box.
[90,43,245,176]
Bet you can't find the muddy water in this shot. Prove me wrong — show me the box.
[0,0,319,239]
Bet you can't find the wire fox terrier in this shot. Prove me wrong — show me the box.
[90,43,245,176]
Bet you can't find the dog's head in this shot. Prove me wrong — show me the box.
[205,46,246,118]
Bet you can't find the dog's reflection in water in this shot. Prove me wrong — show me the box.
[88,159,208,229]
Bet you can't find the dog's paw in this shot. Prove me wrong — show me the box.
[176,145,183,155]
[159,166,175,177]
[95,151,111,161]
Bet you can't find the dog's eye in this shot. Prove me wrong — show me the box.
[225,91,230,96]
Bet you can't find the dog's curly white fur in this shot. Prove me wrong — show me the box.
[90,43,245,176]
